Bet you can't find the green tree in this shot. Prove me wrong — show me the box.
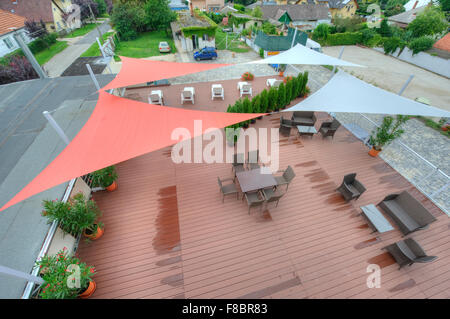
[251,95,261,113]
[285,79,293,105]
[144,0,177,35]
[407,7,448,38]
[111,1,147,40]
[313,23,330,40]
[267,87,278,112]
[408,36,435,54]
[439,0,450,11]
[277,83,286,110]
[379,19,392,37]
[95,0,107,16]
[260,89,269,113]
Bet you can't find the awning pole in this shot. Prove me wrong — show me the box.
[397,74,414,96]
[42,111,70,145]
[330,46,345,78]
[0,265,44,286]
[86,63,101,91]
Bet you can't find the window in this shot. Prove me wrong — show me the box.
[202,34,209,41]
[3,37,14,49]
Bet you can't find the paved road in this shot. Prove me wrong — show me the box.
[43,21,112,77]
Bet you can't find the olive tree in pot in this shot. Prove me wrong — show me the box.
[368,115,410,157]
[90,165,118,191]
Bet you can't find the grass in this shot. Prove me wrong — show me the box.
[64,23,101,38]
[35,41,69,65]
[215,29,250,53]
[416,116,450,138]
[80,30,176,60]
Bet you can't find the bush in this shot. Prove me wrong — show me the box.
[408,36,435,54]
[241,71,254,81]
[407,7,447,38]
[383,36,404,54]
[260,89,269,113]
[267,87,278,112]
[111,2,148,40]
[313,23,330,40]
[259,48,264,58]
[28,33,58,54]
[95,0,107,16]
[285,78,293,105]
[0,56,38,85]
[324,32,363,46]
[276,83,286,110]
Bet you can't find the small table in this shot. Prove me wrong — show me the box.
[360,204,394,233]
[297,125,317,138]
[236,168,277,193]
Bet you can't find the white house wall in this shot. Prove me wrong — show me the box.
[0,29,32,58]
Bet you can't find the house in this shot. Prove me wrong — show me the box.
[219,4,238,15]
[169,0,189,11]
[403,0,434,11]
[229,12,263,33]
[433,33,450,53]
[0,9,32,57]
[276,0,358,19]
[246,0,277,10]
[191,0,225,12]
[0,0,78,33]
[260,4,331,30]
[170,10,217,52]
[387,5,426,29]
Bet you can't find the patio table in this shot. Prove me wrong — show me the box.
[297,125,317,138]
[236,167,277,193]
[360,204,394,234]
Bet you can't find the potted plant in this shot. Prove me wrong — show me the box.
[278,64,286,77]
[241,71,254,81]
[368,115,410,157]
[90,166,118,191]
[36,248,96,299]
[42,193,104,240]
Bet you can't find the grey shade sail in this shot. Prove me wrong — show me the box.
[283,70,450,117]
[247,43,364,67]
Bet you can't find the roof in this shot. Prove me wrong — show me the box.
[433,33,450,53]
[219,5,238,14]
[260,4,330,21]
[326,0,355,9]
[230,12,263,20]
[404,0,433,11]
[0,0,54,23]
[0,9,26,36]
[387,5,426,25]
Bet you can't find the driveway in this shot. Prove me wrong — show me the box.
[43,21,113,77]
[322,45,450,111]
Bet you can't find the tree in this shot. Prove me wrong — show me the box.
[251,6,263,18]
[24,20,48,39]
[0,56,38,85]
[384,0,405,17]
[285,79,293,105]
[313,23,330,40]
[233,0,257,5]
[95,0,107,16]
[408,36,435,54]
[438,0,450,12]
[260,89,269,113]
[379,19,392,37]
[407,7,448,38]
[277,83,286,110]
[144,0,177,35]
[111,1,147,40]
[267,87,278,112]
[73,0,99,21]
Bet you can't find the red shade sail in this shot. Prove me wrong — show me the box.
[101,57,230,91]
[0,92,262,211]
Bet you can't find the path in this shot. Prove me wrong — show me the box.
[43,21,112,77]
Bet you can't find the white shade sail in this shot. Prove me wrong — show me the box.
[248,43,364,67]
[283,70,450,117]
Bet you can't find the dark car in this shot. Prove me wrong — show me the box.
[193,47,218,61]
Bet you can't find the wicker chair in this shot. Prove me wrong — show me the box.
[319,119,341,139]
[261,187,285,208]
[383,238,437,269]
[279,116,293,137]
[274,166,296,191]
[218,177,239,202]
[244,191,265,214]
[291,111,316,126]
[247,150,260,170]
[336,173,366,202]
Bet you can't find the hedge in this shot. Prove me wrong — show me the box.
[323,32,363,46]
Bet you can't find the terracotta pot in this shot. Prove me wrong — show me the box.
[105,180,117,192]
[279,71,284,77]
[78,280,96,299]
[84,224,104,240]
[368,147,381,157]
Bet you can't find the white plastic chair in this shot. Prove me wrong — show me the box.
[181,87,195,104]
[211,84,224,100]
[266,78,283,88]
[148,90,163,105]
[239,83,252,97]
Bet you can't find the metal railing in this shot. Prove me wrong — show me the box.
[336,112,450,216]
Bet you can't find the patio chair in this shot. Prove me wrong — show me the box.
[218,177,239,202]
[274,166,296,191]
[244,191,265,214]
[279,116,294,137]
[261,187,285,208]
[148,90,164,105]
[233,163,245,182]
[211,84,224,100]
[319,119,341,139]
[336,173,366,202]
[266,78,283,88]
[378,191,437,236]
[247,150,259,170]
[238,82,252,97]
[181,87,195,104]
[291,111,316,127]
[382,238,437,269]
[232,153,245,169]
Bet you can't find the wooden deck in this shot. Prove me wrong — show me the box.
[77,78,450,299]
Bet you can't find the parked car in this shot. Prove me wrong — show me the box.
[193,47,218,61]
[222,27,232,32]
[158,41,171,53]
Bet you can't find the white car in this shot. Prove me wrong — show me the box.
[158,41,171,53]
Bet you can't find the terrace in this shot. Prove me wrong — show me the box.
[76,76,450,299]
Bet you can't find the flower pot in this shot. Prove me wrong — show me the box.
[368,147,381,157]
[84,224,104,240]
[279,71,284,77]
[105,180,117,192]
[78,280,96,299]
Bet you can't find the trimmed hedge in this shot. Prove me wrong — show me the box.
[408,36,435,55]
[323,32,363,46]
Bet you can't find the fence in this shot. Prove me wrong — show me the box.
[333,112,450,216]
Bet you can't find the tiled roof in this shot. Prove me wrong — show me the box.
[261,4,330,21]
[433,33,450,53]
[387,5,426,25]
[0,0,54,23]
[0,9,26,36]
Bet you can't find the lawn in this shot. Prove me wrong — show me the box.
[80,30,176,60]
[215,29,250,53]
[35,40,69,65]
[64,23,101,38]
